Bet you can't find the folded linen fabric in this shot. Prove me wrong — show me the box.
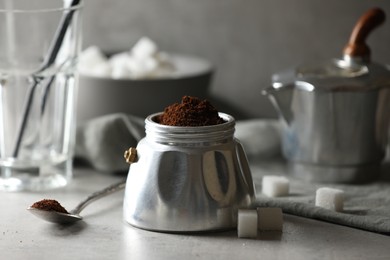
[252,159,390,234]
[75,113,144,172]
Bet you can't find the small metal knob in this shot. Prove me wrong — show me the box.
[124,147,137,164]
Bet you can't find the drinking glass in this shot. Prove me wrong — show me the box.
[0,0,83,191]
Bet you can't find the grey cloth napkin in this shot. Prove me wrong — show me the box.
[251,160,390,234]
[75,114,390,234]
[75,113,144,172]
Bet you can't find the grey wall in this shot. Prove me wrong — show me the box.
[82,0,390,119]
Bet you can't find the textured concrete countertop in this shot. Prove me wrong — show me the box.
[1,165,390,260]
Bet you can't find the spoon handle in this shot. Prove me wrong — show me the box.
[70,180,126,215]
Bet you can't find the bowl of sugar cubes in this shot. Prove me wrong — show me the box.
[76,37,213,123]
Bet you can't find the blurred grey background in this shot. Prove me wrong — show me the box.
[81,0,390,119]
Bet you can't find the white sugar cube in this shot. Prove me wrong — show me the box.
[91,62,112,77]
[144,57,159,71]
[127,57,159,79]
[78,46,108,72]
[257,207,283,231]
[108,52,132,79]
[131,37,158,59]
[109,52,131,66]
[262,176,289,197]
[237,209,258,238]
[315,187,344,212]
[111,64,131,79]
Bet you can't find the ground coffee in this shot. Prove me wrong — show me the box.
[157,96,225,127]
[31,199,69,214]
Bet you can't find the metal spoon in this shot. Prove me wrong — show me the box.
[27,180,126,224]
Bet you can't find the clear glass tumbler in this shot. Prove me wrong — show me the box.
[0,0,83,191]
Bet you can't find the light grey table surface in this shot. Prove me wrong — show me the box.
[1,162,390,260]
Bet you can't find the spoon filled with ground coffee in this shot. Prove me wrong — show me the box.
[27,180,126,224]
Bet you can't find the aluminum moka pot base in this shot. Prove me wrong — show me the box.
[123,112,256,233]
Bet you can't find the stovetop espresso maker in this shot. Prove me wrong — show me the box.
[264,8,390,183]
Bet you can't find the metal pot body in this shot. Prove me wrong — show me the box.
[282,87,389,166]
[123,112,256,232]
[266,61,390,183]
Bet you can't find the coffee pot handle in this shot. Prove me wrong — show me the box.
[235,140,256,197]
[343,8,386,61]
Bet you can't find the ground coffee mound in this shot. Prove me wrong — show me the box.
[31,199,69,214]
[157,96,225,127]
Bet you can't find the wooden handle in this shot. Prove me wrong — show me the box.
[343,8,386,60]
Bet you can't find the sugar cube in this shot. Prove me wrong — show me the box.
[257,207,283,231]
[315,187,344,212]
[262,175,289,197]
[78,46,108,75]
[111,64,131,79]
[109,52,131,67]
[131,37,158,59]
[237,209,258,238]
[91,62,112,78]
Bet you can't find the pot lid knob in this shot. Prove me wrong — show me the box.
[343,8,386,62]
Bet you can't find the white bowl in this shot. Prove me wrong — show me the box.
[76,54,213,123]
